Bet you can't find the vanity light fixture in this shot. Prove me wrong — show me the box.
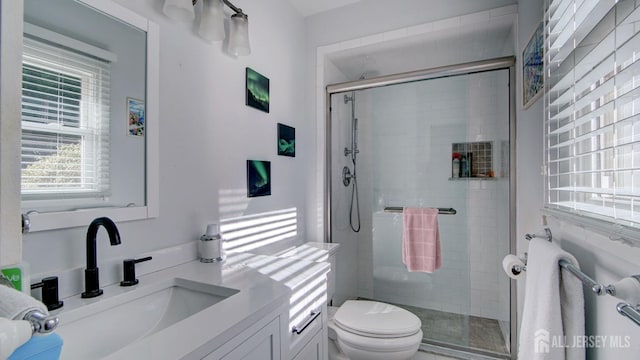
[163,0,250,56]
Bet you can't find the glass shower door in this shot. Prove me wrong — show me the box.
[330,68,511,358]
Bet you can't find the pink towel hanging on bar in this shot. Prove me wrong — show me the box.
[402,207,442,273]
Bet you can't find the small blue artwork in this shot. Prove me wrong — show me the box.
[523,21,544,109]
[127,97,145,137]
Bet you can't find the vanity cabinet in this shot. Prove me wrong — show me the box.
[291,326,324,360]
[288,305,326,360]
[203,315,281,360]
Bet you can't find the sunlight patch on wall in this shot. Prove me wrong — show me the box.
[221,207,298,253]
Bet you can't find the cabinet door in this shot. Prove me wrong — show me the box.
[288,309,324,358]
[292,330,323,360]
[204,317,280,360]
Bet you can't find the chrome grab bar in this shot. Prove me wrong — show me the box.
[383,207,456,215]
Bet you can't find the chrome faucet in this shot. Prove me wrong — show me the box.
[82,217,121,298]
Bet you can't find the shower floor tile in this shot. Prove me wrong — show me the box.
[359,298,509,357]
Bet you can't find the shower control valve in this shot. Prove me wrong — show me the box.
[342,166,354,186]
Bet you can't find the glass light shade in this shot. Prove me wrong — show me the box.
[198,0,225,42]
[163,0,195,22]
[228,13,251,56]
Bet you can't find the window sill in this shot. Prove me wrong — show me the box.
[24,205,156,232]
[542,207,640,248]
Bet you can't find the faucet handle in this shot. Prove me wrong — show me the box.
[31,276,63,311]
[120,256,152,287]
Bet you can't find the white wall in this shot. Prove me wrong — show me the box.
[21,0,307,285]
[516,0,640,358]
[514,0,545,338]
[305,0,517,47]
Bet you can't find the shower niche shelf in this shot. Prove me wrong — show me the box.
[450,141,494,180]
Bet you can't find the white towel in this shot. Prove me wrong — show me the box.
[518,238,585,360]
[0,284,48,320]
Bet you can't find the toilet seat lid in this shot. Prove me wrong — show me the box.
[334,300,421,337]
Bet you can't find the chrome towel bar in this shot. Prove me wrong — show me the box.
[558,258,608,296]
[383,207,457,215]
[521,230,640,327]
[617,303,640,327]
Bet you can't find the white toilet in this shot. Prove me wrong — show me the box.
[327,300,423,360]
[311,242,422,360]
[295,242,423,359]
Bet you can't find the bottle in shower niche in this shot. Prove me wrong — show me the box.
[460,154,467,177]
[466,152,473,177]
[452,153,460,178]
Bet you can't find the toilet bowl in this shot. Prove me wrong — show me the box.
[327,300,423,360]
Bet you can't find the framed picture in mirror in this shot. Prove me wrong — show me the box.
[127,97,145,137]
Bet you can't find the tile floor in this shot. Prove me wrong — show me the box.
[361,298,510,359]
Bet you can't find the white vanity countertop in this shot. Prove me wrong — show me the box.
[274,241,340,263]
[52,251,329,360]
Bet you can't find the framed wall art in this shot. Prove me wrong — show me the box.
[522,21,544,109]
[246,160,271,197]
[277,123,295,157]
[246,67,269,113]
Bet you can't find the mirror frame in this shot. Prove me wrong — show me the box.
[22,0,159,232]
[0,0,24,265]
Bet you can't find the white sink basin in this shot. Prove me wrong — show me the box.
[56,278,239,359]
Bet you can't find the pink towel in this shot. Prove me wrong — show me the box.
[402,207,442,272]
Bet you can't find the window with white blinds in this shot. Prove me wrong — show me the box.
[21,36,110,200]
[545,0,640,227]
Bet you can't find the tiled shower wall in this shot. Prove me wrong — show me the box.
[364,70,511,321]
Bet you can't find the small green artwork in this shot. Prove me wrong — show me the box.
[247,160,271,197]
[277,123,295,157]
[246,67,269,113]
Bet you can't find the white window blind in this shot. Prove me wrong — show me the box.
[21,36,111,200]
[545,0,640,226]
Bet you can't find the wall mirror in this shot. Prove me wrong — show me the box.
[21,0,159,232]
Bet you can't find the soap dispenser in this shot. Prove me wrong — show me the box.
[199,224,225,263]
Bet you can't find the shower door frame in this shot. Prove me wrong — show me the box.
[324,56,517,359]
